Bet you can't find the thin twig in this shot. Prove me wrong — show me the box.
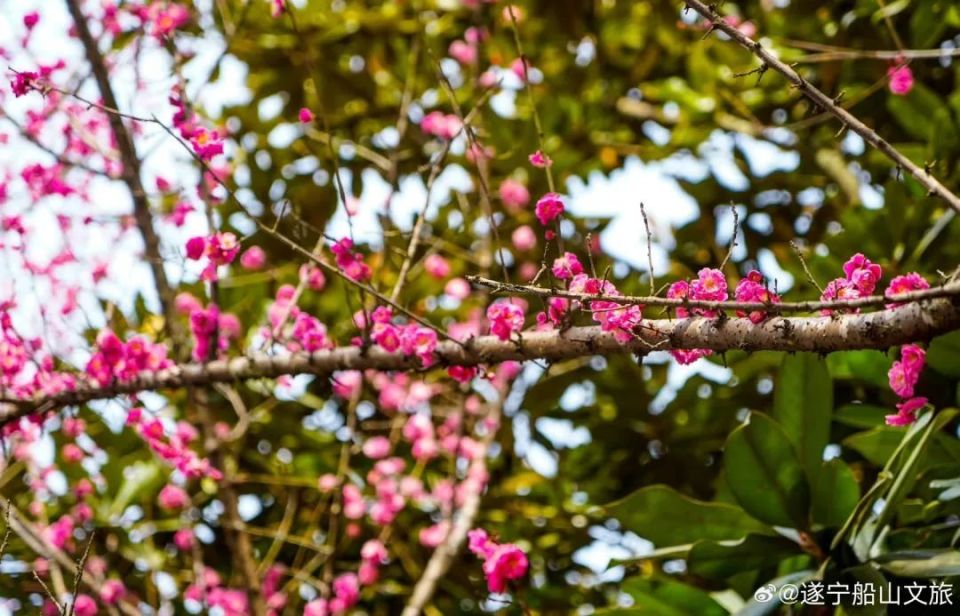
[719,204,739,271]
[790,241,825,294]
[639,203,656,295]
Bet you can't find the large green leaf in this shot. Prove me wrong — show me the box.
[606,485,770,546]
[927,331,960,378]
[687,534,801,580]
[812,458,860,528]
[874,549,960,577]
[724,413,811,529]
[621,577,729,616]
[774,353,833,483]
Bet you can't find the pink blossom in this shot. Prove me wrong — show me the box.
[448,365,478,383]
[482,544,529,593]
[185,236,206,260]
[420,521,451,547]
[299,107,314,123]
[421,111,462,140]
[843,253,882,294]
[511,57,530,81]
[449,40,478,65]
[100,580,126,605]
[300,264,327,291]
[885,272,929,307]
[318,473,339,492]
[10,70,38,97]
[331,238,372,282]
[885,396,928,427]
[23,12,39,29]
[239,246,266,270]
[888,64,914,96]
[424,254,451,279]
[691,268,728,302]
[332,371,362,399]
[468,529,496,559]
[445,277,471,299]
[529,150,552,168]
[304,599,329,616]
[734,270,781,323]
[62,443,84,463]
[361,539,388,564]
[487,302,525,340]
[330,573,360,612]
[499,179,531,209]
[270,0,286,18]
[888,344,925,399]
[72,595,97,616]
[534,193,564,225]
[173,528,195,551]
[512,225,537,251]
[158,484,190,511]
[362,436,391,459]
[551,252,583,280]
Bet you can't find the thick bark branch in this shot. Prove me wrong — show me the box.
[468,276,960,313]
[683,0,960,216]
[3,297,959,425]
[64,0,177,329]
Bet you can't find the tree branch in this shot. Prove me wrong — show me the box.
[402,403,502,616]
[468,275,960,313]
[682,0,960,216]
[63,0,177,331]
[3,296,960,424]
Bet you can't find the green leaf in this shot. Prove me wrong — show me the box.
[871,410,958,535]
[812,459,860,528]
[927,331,960,378]
[835,404,890,429]
[606,485,770,546]
[724,413,811,529]
[887,83,952,142]
[688,534,801,579]
[107,460,164,518]
[621,577,729,616]
[773,353,833,483]
[874,549,960,577]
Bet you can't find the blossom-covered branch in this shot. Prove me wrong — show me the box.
[468,275,960,313]
[3,295,960,425]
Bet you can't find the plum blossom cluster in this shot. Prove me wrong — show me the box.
[175,294,241,361]
[467,529,529,594]
[170,85,224,161]
[364,306,438,365]
[666,268,730,364]
[85,329,173,386]
[136,1,191,39]
[263,285,333,352]
[183,566,272,616]
[185,232,240,281]
[127,407,223,479]
[420,111,464,140]
[331,238,372,282]
[886,344,928,427]
[820,253,883,315]
[303,573,360,615]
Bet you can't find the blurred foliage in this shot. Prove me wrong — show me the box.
[7,0,960,614]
